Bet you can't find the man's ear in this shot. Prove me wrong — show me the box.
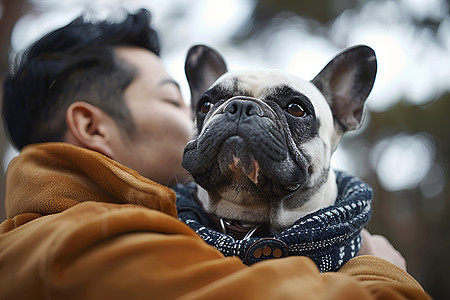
[312,45,377,133]
[185,45,227,115]
[65,101,115,158]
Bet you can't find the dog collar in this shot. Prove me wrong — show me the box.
[175,170,372,272]
[207,214,270,240]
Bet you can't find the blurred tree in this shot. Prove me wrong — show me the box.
[233,0,351,42]
[255,0,359,22]
[363,93,450,298]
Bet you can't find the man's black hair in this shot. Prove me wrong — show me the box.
[2,9,160,149]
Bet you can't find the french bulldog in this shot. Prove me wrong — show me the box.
[182,44,376,236]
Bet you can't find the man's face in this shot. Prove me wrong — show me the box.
[110,46,193,186]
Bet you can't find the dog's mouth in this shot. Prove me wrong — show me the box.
[183,131,307,202]
[215,135,265,174]
[217,135,304,193]
[228,154,302,192]
[228,155,260,184]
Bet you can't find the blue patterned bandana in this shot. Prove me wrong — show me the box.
[175,171,372,272]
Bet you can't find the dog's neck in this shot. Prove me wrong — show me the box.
[207,213,271,239]
[196,169,338,231]
[195,187,269,239]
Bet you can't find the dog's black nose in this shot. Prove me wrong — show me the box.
[225,100,263,119]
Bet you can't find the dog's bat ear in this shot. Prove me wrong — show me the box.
[312,45,377,132]
[185,45,228,115]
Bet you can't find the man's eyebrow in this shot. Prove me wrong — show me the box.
[158,78,180,89]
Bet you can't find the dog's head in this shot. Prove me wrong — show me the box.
[183,45,376,230]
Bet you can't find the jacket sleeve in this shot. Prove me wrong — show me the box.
[0,202,431,300]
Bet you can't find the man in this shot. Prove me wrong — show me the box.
[0,9,430,299]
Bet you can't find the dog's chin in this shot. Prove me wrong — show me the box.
[193,157,306,207]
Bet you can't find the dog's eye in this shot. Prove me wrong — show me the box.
[286,102,306,117]
[199,100,212,114]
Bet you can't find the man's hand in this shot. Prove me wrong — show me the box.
[358,229,407,271]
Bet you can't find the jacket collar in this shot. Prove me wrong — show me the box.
[5,142,177,218]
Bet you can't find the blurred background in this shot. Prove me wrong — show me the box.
[0,0,449,298]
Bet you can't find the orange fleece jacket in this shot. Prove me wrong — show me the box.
[0,143,431,299]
